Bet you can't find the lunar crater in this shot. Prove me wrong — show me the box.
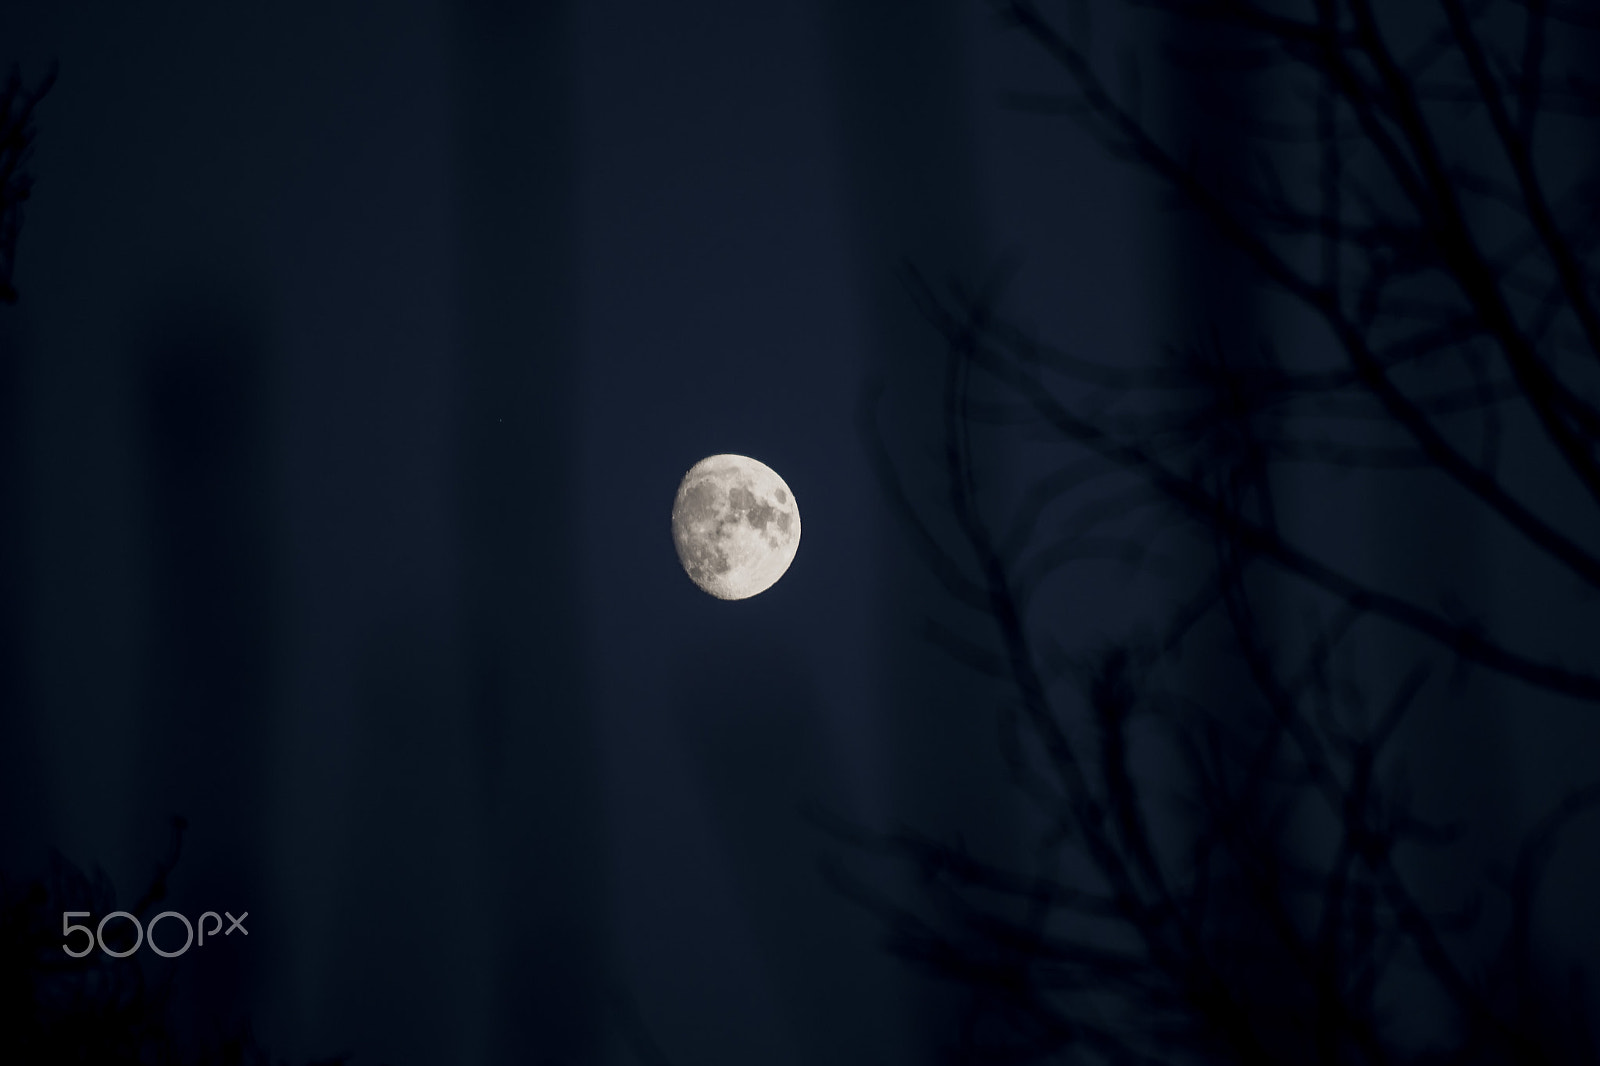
[671,454,800,600]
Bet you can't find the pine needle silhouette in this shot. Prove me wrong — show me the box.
[0,62,53,306]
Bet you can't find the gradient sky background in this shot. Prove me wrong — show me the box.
[2,2,1597,1065]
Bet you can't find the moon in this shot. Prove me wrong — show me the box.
[671,454,801,600]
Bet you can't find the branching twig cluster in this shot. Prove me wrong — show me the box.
[847,1,1600,1062]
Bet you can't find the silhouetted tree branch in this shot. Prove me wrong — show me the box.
[849,1,1600,1062]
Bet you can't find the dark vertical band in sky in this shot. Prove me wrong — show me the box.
[448,0,603,1061]
[0,294,37,867]
[135,295,278,1045]
[821,1,1024,1057]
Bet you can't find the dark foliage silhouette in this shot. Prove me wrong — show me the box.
[847,1,1600,1062]
[0,818,352,1066]
[0,62,53,305]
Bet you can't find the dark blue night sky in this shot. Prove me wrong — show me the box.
[3,2,1598,1065]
